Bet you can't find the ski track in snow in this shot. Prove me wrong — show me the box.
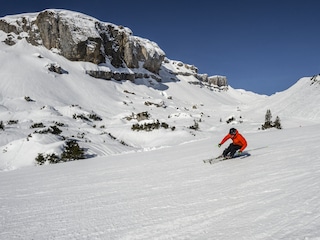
[1,125,320,240]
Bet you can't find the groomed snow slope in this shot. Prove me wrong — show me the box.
[1,125,320,240]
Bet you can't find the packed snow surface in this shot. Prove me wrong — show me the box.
[1,126,320,239]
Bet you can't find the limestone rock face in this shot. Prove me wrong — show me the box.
[0,9,228,87]
[0,9,165,74]
[208,75,228,87]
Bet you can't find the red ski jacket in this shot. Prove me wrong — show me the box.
[220,130,247,152]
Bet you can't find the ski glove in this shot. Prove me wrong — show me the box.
[218,144,221,148]
[238,151,242,155]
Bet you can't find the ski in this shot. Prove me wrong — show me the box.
[203,152,251,164]
[203,155,223,164]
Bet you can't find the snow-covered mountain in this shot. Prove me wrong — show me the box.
[1,9,320,240]
[0,9,319,170]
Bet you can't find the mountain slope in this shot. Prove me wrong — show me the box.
[269,76,320,123]
[0,10,319,170]
[0,34,263,169]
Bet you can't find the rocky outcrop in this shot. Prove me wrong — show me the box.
[85,70,161,82]
[0,9,228,88]
[161,60,228,88]
[310,74,320,85]
[47,63,68,74]
[0,9,165,74]
[208,75,228,87]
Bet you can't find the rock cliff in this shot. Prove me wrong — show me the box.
[0,9,165,74]
[0,9,227,87]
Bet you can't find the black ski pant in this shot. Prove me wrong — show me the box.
[223,143,241,157]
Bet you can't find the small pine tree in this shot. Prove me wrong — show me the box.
[61,140,85,161]
[265,109,272,125]
[261,110,282,130]
[262,109,273,130]
[0,120,4,130]
[274,116,282,129]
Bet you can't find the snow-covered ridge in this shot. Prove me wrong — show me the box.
[266,77,320,123]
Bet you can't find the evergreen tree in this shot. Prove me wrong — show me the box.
[261,110,282,130]
[274,116,282,129]
[61,139,85,161]
[265,109,272,125]
[262,109,272,129]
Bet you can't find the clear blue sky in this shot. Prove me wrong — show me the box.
[1,0,320,95]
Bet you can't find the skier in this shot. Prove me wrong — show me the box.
[218,128,247,159]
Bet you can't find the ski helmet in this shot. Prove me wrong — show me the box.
[229,128,237,135]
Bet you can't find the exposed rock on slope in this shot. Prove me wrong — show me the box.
[0,9,165,74]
